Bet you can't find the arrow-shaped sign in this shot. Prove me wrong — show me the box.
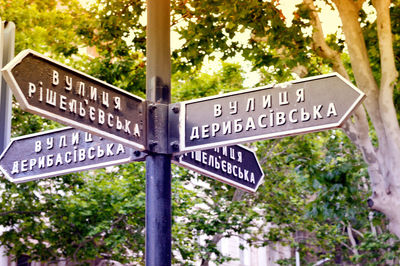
[176,73,365,152]
[173,145,264,193]
[1,50,147,150]
[0,127,146,183]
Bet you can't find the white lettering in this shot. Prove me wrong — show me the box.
[55,153,63,166]
[301,108,311,121]
[90,86,97,101]
[65,152,72,163]
[35,141,42,153]
[72,132,79,145]
[116,116,123,130]
[107,114,114,127]
[79,102,86,117]
[78,149,86,161]
[85,132,93,142]
[269,110,274,127]
[114,97,121,110]
[59,135,67,148]
[29,158,37,170]
[276,112,286,126]
[47,154,54,167]
[263,95,272,108]
[106,143,114,156]
[89,107,96,121]
[279,91,289,106]
[245,117,256,131]
[326,103,338,117]
[202,125,210,138]
[38,157,45,168]
[116,144,125,155]
[229,101,238,114]
[87,147,96,160]
[102,91,109,108]
[69,99,77,113]
[296,88,305,103]
[98,109,105,125]
[46,137,54,150]
[52,70,59,86]
[214,104,222,117]
[234,119,243,133]
[211,123,220,137]
[190,127,200,140]
[133,123,140,137]
[222,121,232,135]
[65,76,72,91]
[59,95,67,110]
[28,83,36,98]
[46,89,57,106]
[124,120,131,134]
[237,152,242,163]
[78,82,85,96]
[20,160,28,172]
[289,109,298,123]
[250,173,255,184]
[258,114,267,128]
[11,161,19,174]
[313,105,323,120]
[246,98,255,112]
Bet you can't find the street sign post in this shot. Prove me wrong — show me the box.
[1,49,147,151]
[177,73,365,152]
[0,19,15,153]
[0,2,367,263]
[173,145,264,193]
[0,127,145,183]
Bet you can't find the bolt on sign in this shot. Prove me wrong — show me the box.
[173,144,264,193]
[1,50,146,150]
[177,73,366,152]
[0,127,145,183]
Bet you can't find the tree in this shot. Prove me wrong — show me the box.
[171,0,400,237]
[2,0,400,264]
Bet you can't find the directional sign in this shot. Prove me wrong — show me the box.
[173,145,264,193]
[1,50,146,150]
[0,127,146,183]
[177,73,365,152]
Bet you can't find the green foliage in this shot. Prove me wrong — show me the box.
[1,0,400,265]
[83,52,146,98]
[0,0,86,56]
[172,62,245,101]
[0,163,147,264]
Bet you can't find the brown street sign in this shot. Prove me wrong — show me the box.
[0,127,146,183]
[177,73,365,152]
[1,50,146,150]
[173,145,264,193]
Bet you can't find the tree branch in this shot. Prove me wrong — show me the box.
[303,0,348,78]
[200,188,245,266]
[0,210,41,216]
[72,215,126,263]
[372,0,400,189]
[346,223,360,261]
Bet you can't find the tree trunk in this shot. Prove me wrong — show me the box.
[200,189,245,266]
[304,0,400,237]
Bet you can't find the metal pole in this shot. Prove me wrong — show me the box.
[0,18,15,266]
[145,0,171,265]
[0,19,15,153]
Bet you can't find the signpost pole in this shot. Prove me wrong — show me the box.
[0,19,15,153]
[145,0,171,265]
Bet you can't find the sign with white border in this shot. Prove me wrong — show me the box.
[0,127,145,183]
[178,73,365,152]
[173,144,264,193]
[1,49,147,150]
